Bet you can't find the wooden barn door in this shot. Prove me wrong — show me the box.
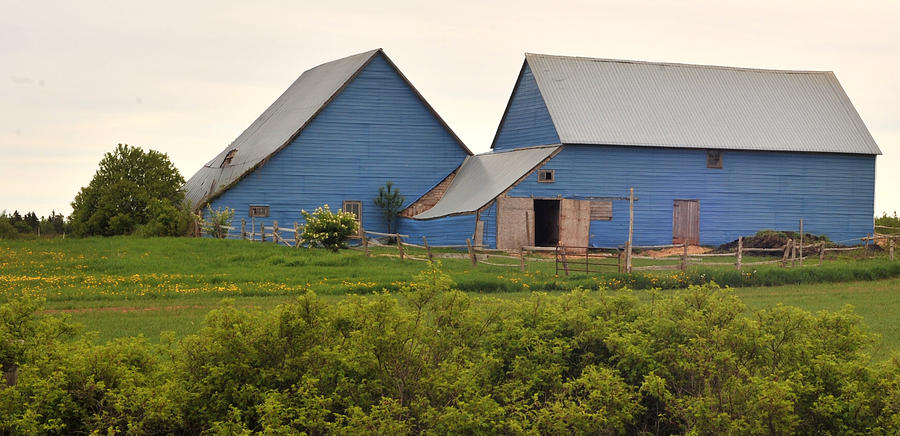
[496,197,534,250]
[559,199,591,253]
[672,199,700,245]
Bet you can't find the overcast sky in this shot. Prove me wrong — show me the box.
[2,0,898,218]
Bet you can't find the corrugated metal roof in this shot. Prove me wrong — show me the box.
[525,53,881,155]
[184,49,471,210]
[413,145,560,219]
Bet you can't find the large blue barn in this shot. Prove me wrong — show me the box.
[184,49,476,244]
[408,53,881,249]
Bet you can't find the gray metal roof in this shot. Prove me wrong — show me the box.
[413,145,560,219]
[524,53,881,155]
[184,49,471,210]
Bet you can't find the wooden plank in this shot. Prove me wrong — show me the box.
[397,238,405,260]
[466,238,477,266]
[736,236,743,270]
[496,196,534,250]
[474,219,485,249]
[672,199,700,245]
[781,240,791,267]
[589,201,613,220]
[559,198,590,254]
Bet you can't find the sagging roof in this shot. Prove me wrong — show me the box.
[184,49,471,210]
[517,53,881,155]
[413,145,560,219]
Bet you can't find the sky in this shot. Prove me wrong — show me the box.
[2,0,898,218]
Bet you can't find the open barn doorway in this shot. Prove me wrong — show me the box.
[534,199,560,246]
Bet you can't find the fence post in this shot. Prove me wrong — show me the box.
[397,236,405,260]
[799,219,804,267]
[865,233,871,258]
[791,239,797,267]
[273,221,279,244]
[466,238,477,267]
[819,241,825,266]
[294,222,300,248]
[422,236,433,262]
[585,249,590,273]
[260,224,266,243]
[560,245,570,276]
[890,239,894,262]
[781,239,791,267]
[362,231,370,257]
[736,236,743,270]
[519,248,526,271]
[625,241,633,274]
[681,242,688,271]
[241,219,247,240]
[251,217,255,241]
[627,188,634,273]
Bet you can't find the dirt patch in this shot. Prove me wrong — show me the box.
[44,305,209,314]
[716,230,832,254]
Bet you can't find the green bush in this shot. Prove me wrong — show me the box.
[3,267,900,434]
[300,204,359,251]
[201,205,234,239]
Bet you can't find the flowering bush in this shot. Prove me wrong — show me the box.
[201,205,234,239]
[300,204,358,251]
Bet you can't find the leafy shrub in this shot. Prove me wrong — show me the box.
[300,204,358,251]
[3,267,900,434]
[201,205,234,239]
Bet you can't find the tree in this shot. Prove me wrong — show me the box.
[373,181,405,234]
[69,144,189,236]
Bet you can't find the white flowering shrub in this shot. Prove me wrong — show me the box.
[201,205,234,239]
[300,204,359,251]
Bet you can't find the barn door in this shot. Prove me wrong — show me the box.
[496,197,534,250]
[673,199,700,245]
[559,199,591,253]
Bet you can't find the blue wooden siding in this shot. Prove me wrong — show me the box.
[492,63,560,151]
[209,53,468,239]
[492,145,874,247]
[398,214,476,246]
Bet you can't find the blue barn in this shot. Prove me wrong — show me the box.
[184,49,475,244]
[409,53,881,249]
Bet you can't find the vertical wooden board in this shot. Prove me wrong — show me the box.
[673,200,700,245]
[497,196,534,250]
[559,199,590,253]
[474,220,485,248]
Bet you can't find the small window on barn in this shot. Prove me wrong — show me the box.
[537,169,555,183]
[249,205,269,217]
[590,201,613,220]
[343,201,363,234]
[707,150,722,169]
[221,149,238,167]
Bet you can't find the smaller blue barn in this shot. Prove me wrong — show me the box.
[407,53,881,249]
[184,49,476,244]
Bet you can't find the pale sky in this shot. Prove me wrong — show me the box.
[2,0,898,218]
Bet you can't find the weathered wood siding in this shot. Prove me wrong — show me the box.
[492,63,560,151]
[489,145,874,247]
[210,53,469,239]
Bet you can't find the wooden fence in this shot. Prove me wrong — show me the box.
[201,217,896,273]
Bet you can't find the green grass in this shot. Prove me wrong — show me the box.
[2,236,899,355]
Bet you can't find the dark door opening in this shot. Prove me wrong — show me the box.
[534,199,560,246]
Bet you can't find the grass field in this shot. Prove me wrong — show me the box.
[2,237,899,357]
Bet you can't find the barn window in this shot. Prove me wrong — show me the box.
[343,201,362,232]
[707,150,722,169]
[249,205,269,217]
[537,169,555,183]
[221,149,238,167]
[590,201,613,220]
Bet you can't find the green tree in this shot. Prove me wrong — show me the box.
[373,181,404,234]
[69,144,189,236]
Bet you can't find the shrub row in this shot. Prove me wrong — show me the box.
[454,260,900,294]
[2,264,900,434]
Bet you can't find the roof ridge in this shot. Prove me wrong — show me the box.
[524,52,833,75]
